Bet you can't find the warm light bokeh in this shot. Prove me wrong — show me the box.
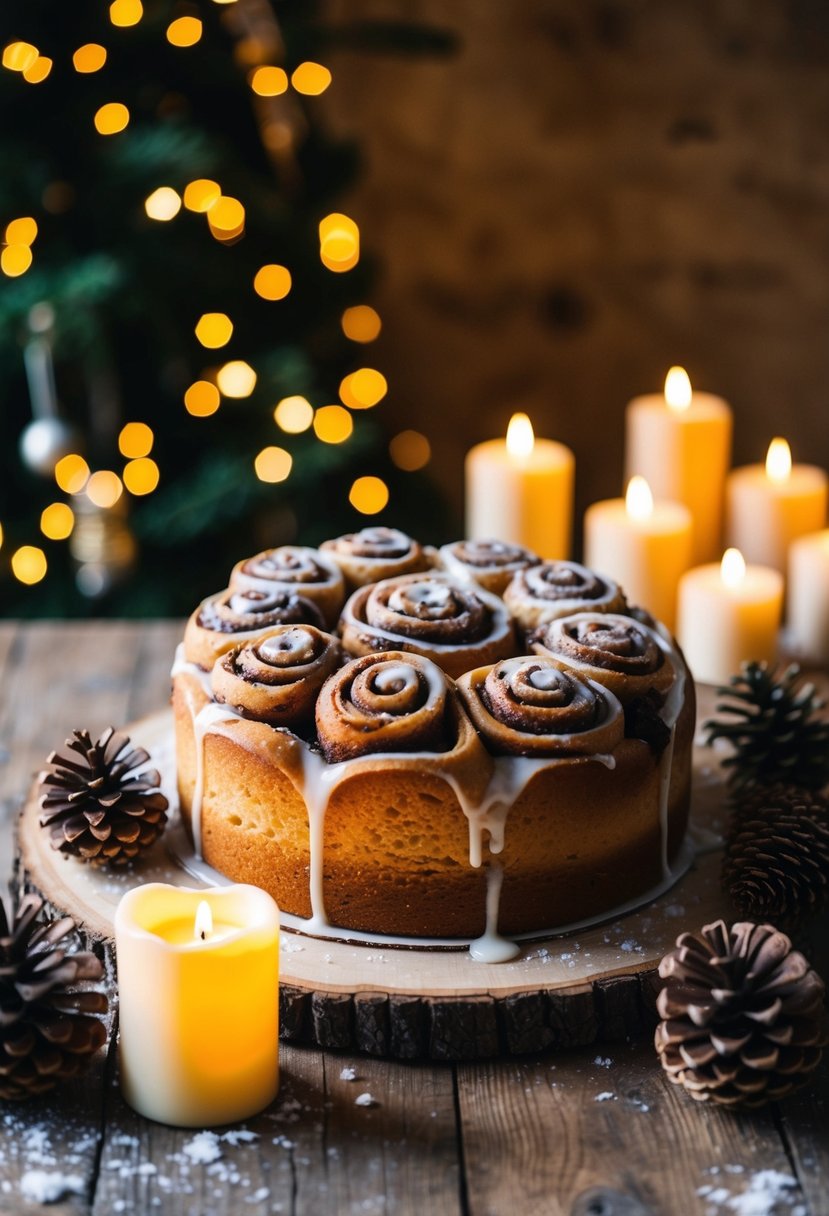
[341,305,381,343]
[195,312,234,349]
[124,458,160,495]
[254,446,292,483]
[339,368,387,409]
[40,503,75,541]
[313,405,353,444]
[390,430,431,471]
[217,361,256,398]
[54,454,90,495]
[118,422,154,459]
[274,396,313,433]
[349,476,389,514]
[184,381,221,417]
[254,264,292,300]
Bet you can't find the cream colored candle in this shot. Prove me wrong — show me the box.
[465,413,574,559]
[788,529,829,663]
[116,883,280,1127]
[677,548,784,685]
[726,438,828,575]
[583,476,692,630]
[625,367,732,564]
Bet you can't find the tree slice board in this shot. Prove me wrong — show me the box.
[18,687,732,1060]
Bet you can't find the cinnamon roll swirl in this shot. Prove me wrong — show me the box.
[340,572,516,680]
[230,545,345,627]
[321,527,434,589]
[438,539,540,595]
[504,561,626,632]
[316,651,453,763]
[184,587,326,670]
[530,612,676,704]
[211,625,342,726]
[457,657,624,757]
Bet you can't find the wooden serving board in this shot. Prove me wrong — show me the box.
[18,688,732,1061]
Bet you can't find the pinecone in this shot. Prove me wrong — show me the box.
[0,893,108,1099]
[723,785,829,928]
[655,920,827,1108]
[39,727,169,866]
[704,661,829,793]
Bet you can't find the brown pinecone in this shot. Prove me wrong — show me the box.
[39,727,169,866]
[655,920,826,1108]
[0,893,108,1099]
[723,785,829,928]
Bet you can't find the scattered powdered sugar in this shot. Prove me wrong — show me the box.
[340,1067,358,1081]
[222,1130,259,1147]
[594,1092,616,1103]
[354,1093,377,1107]
[20,1170,84,1204]
[182,1132,223,1164]
[697,1169,803,1216]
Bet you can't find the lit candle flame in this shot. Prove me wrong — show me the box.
[194,900,213,941]
[721,547,746,588]
[506,412,534,460]
[765,437,792,483]
[625,475,654,521]
[664,366,692,413]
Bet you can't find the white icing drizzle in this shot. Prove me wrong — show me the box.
[171,622,688,960]
[469,863,520,963]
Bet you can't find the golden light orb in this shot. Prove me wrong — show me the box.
[109,0,143,28]
[144,186,182,222]
[195,312,234,349]
[11,546,47,585]
[339,367,387,410]
[2,43,38,73]
[183,179,221,212]
[217,360,256,398]
[166,16,202,47]
[1,245,33,277]
[23,55,52,84]
[40,502,75,541]
[349,475,389,515]
[389,430,431,472]
[254,446,292,483]
[249,65,288,96]
[313,405,353,445]
[73,44,107,73]
[291,61,331,95]
[254,264,292,301]
[5,217,37,245]
[54,454,90,495]
[94,102,130,135]
[341,305,381,343]
[184,380,221,417]
[123,457,160,496]
[118,422,154,459]
[274,396,313,434]
[86,470,123,509]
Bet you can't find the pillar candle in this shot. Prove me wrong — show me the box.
[583,476,692,630]
[787,529,829,664]
[625,367,733,564]
[726,438,828,575]
[116,883,280,1127]
[465,413,575,559]
[677,548,783,685]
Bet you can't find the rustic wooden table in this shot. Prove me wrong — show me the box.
[0,620,826,1216]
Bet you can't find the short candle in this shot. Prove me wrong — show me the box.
[583,475,692,631]
[787,529,829,664]
[677,548,784,685]
[624,367,733,564]
[465,413,575,559]
[115,883,280,1128]
[726,438,828,575]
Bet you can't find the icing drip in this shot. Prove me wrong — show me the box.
[469,863,520,963]
[653,625,687,878]
[189,702,242,855]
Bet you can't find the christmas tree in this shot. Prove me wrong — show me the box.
[0,0,440,617]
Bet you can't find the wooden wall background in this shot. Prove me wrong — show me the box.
[319,0,829,541]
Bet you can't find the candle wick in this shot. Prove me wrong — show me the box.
[200,930,206,941]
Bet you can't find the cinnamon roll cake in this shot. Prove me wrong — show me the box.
[173,532,695,948]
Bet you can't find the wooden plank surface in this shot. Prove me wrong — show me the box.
[0,621,826,1215]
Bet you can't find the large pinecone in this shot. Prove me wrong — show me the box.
[704,661,829,792]
[0,893,108,1099]
[39,727,169,866]
[724,785,829,928]
[655,920,826,1108]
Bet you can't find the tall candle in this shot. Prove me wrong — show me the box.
[116,883,280,1127]
[726,438,828,575]
[583,476,692,630]
[787,529,829,664]
[625,367,732,564]
[465,413,574,559]
[677,548,784,685]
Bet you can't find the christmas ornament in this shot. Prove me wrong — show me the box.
[0,893,107,1099]
[39,727,168,865]
[19,302,80,477]
[655,919,826,1108]
[723,785,829,927]
[704,661,829,792]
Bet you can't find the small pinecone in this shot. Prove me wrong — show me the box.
[704,661,829,793]
[655,919,827,1108]
[39,727,169,866]
[0,893,108,1099]
[723,785,829,928]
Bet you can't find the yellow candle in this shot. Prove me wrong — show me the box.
[115,883,279,1127]
[583,476,692,630]
[625,367,733,564]
[726,438,828,575]
[788,529,829,664]
[465,413,575,559]
[677,548,783,685]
